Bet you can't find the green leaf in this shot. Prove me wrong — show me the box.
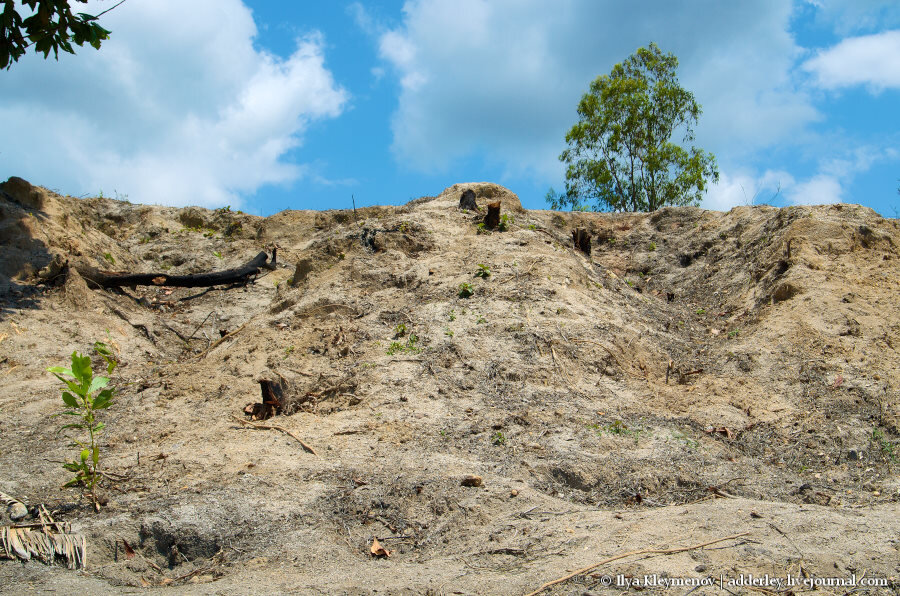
[93,389,113,410]
[92,446,99,466]
[93,341,112,356]
[63,477,83,487]
[93,422,106,433]
[88,376,109,395]
[52,411,82,420]
[62,392,79,408]
[80,449,90,462]
[62,377,86,397]
[47,366,74,376]
[70,352,92,383]
[60,422,88,431]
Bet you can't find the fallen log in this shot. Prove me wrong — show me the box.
[77,249,277,289]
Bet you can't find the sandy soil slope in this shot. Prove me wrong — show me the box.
[1,177,898,594]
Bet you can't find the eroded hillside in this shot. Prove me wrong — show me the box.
[1,177,898,594]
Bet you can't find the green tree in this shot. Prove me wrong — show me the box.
[555,43,719,212]
[1,0,121,70]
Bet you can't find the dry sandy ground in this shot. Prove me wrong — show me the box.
[0,177,898,594]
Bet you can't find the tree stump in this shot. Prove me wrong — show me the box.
[484,201,501,229]
[459,189,478,211]
[572,228,592,255]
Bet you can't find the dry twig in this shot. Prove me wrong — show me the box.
[524,531,750,596]
[230,415,317,455]
[196,322,249,359]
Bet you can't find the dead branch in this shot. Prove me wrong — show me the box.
[195,321,249,359]
[524,531,750,596]
[230,415,317,455]
[78,250,276,289]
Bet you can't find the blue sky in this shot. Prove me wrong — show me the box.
[1,0,898,216]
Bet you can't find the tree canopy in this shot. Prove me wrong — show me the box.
[1,0,117,70]
[554,43,718,212]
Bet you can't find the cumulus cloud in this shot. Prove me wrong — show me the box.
[0,0,347,208]
[704,145,896,210]
[786,174,844,204]
[806,0,900,36]
[703,170,791,211]
[371,0,818,181]
[803,30,900,91]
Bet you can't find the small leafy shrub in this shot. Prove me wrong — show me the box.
[475,264,490,278]
[696,308,706,315]
[648,241,656,251]
[671,431,698,450]
[476,315,486,324]
[491,431,506,446]
[872,428,897,461]
[592,419,646,444]
[48,349,116,496]
[476,222,491,235]
[448,310,457,321]
[528,224,537,231]
[458,283,474,298]
[394,323,407,337]
[727,329,739,339]
[444,328,454,338]
[102,252,115,266]
[92,341,118,374]
[387,334,421,355]
[213,250,223,259]
[498,213,513,232]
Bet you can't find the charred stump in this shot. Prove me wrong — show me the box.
[572,228,592,255]
[459,189,478,211]
[244,378,285,420]
[484,201,501,229]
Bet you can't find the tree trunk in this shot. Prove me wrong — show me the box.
[459,189,478,211]
[484,201,501,229]
[572,228,592,255]
[77,250,276,289]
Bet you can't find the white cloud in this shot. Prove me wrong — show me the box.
[0,0,347,208]
[803,30,900,91]
[703,145,897,210]
[372,0,818,182]
[703,170,792,211]
[807,0,900,36]
[786,174,844,204]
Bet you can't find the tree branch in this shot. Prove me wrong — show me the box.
[77,250,276,289]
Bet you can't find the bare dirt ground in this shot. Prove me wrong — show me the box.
[1,177,898,595]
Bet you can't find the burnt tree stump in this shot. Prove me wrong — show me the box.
[572,228,592,255]
[459,189,478,211]
[484,201,501,229]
